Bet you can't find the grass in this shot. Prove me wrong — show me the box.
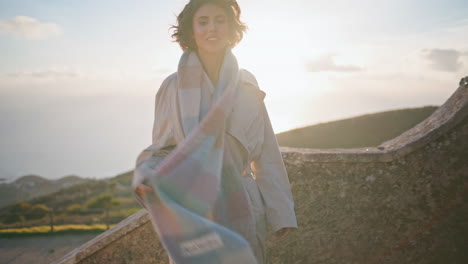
[0,224,113,237]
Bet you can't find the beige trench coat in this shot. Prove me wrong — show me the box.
[137,69,297,239]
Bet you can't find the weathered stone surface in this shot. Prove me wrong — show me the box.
[274,118,468,264]
[55,80,467,264]
[52,210,168,264]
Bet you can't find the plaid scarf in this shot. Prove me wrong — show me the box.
[133,48,257,263]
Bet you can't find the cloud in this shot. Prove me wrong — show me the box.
[0,16,62,39]
[306,54,363,73]
[3,68,80,80]
[423,48,465,72]
[1,66,164,84]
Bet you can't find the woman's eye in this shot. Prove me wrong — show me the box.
[199,21,207,26]
[216,19,225,24]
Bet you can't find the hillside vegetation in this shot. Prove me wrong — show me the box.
[276,106,437,148]
[0,171,137,228]
[0,175,91,208]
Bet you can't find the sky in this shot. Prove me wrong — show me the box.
[0,0,467,181]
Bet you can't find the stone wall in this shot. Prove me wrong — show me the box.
[54,79,467,264]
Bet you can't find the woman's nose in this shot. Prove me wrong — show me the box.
[208,22,217,32]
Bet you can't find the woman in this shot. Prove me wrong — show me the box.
[133,0,297,263]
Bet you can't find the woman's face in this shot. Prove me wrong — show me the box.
[192,3,230,55]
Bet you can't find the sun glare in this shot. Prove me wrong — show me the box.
[234,12,352,132]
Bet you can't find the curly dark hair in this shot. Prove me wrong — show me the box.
[171,0,247,51]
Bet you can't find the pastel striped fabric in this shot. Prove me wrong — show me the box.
[133,49,257,264]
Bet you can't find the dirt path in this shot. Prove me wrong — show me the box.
[0,234,97,264]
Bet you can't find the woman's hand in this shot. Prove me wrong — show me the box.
[273,227,294,240]
[135,184,154,198]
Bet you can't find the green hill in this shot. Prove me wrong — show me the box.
[0,171,137,228]
[0,175,91,208]
[23,171,136,212]
[276,106,438,149]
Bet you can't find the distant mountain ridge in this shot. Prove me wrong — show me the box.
[0,174,91,208]
[276,106,438,149]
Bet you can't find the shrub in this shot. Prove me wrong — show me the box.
[3,201,32,224]
[26,204,50,220]
[66,204,83,215]
[86,193,119,209]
